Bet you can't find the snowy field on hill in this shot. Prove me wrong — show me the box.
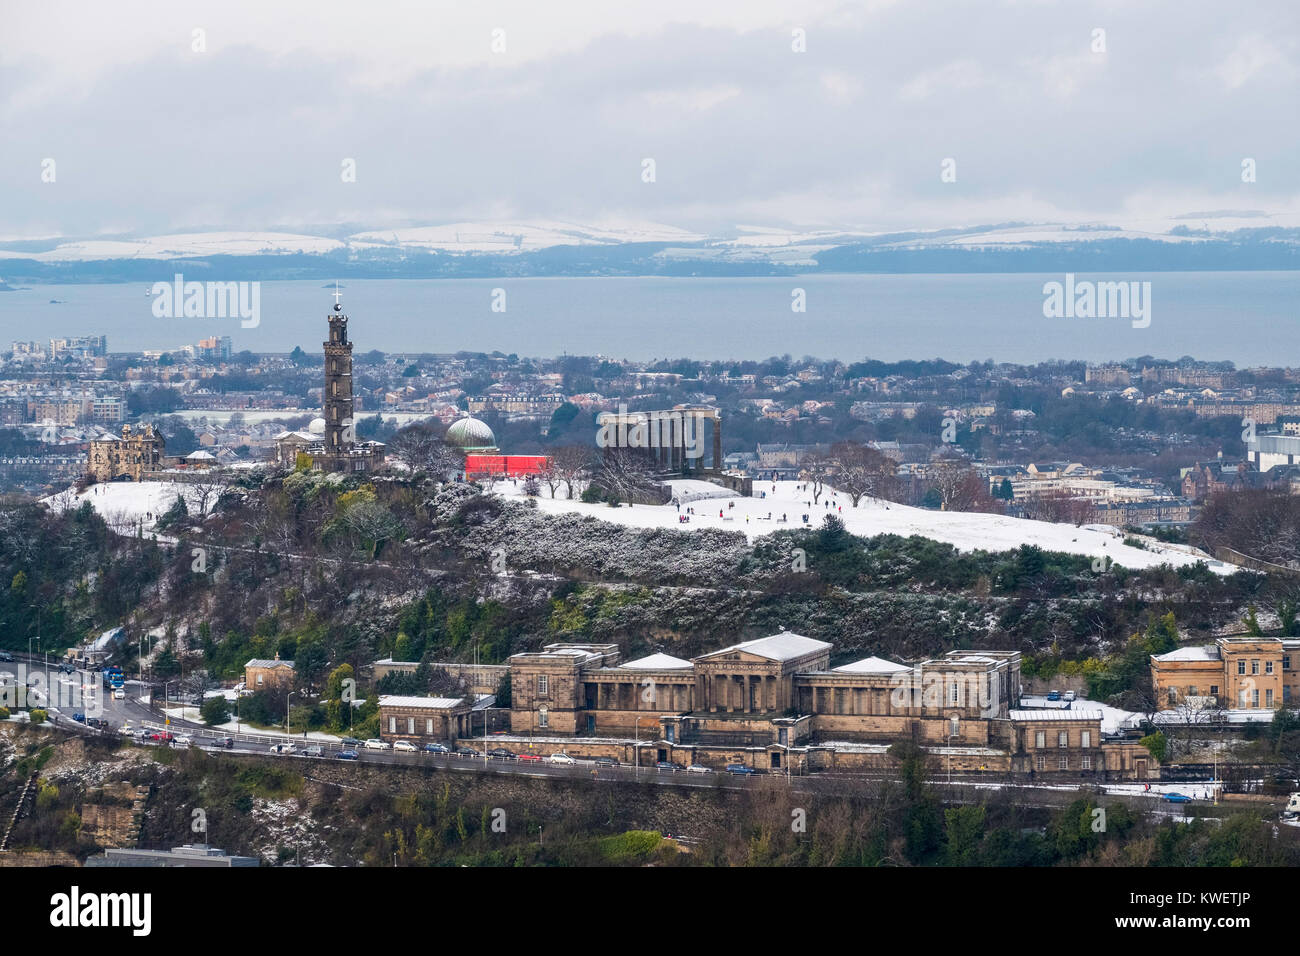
[492,478,1232,574]
[43,481,219,536]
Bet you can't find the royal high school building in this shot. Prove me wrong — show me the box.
[382,632,1157,778]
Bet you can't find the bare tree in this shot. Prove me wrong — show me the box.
[827,441,897,507]
[550,445,595,499]
[927,456,995,512]
[1021,490,1096,526]
[387,423,463,479]
[188,472,227,519]
[799,453,829,504]
[596,448,660,505]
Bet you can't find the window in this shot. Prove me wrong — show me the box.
[1210,685,1219,696]
[407,717,415,734]
[426,718,433,734]
[1251,660,1259,676]
[949,715,960,739]
[1168,687,1177,704]
[1081,731,1091,749]
[1238,689,1248,708]
[1035,731,1045,749]
[1036,755,1045,770]
[537,675,548,696]
[1284,656,1291,671]
[1058,756,1069,770]
[1189,686,1198,697]
[388,717,396,733]
[1286,686,1293,703]
[1081,755,1091,770]
[538,707,549,728]
[1266,661,1274,675]
[1253,689,1260,708]
[1266,689,1274,707]
[1058,731,1068,748]
[949,682,959,704]
[1238,660,1246,675]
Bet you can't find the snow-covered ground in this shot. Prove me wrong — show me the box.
[43,481,219,536]
[497,479,1231,573]
[1018,695,1145,734]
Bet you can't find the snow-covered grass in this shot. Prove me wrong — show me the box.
[498,479,1230,574]
[43,480,220,536]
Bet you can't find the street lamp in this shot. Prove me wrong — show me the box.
[286,690,296,737]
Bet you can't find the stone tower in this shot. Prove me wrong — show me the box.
[323,300,353,457]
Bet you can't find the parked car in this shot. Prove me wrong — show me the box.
[488,748,515,760]
[423,743,451,754]
[150,731,174,742]
[0,651,13,662]
[59,663,75,675]
[72,712,85,723]
[86,717,106,729]
[393,740,418,753]
[1063,690,1077,702]
[593,756,619,767]
[454,746,480,757]
[655,761,685,772]
[1046,690,1061,701]
[547,753,577,765]
[363,738,391,751]
[301,745,326,758]
[210,736,234,749]
[269,743,297,755]
[517,752,543,762]
[687,764,714,774]
[725,764,757,775]
[1163,792,1193,803]
[173,735,194,747]
[340,737,362,748]
[336,749,359,760]
[113,687,126,699]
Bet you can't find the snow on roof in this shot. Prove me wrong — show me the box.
[708,631,832,662]
[620,653,693,670]
[833,655,911,675]
[379,695,469,709]
[1152,645,1220,662]
[185,450,216,460]
[1010,710,1104,722]
[245,658,294,669]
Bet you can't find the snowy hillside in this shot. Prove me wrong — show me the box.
[494,479,1233,574]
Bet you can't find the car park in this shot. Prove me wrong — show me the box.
[725,764,757,775]
[393,740,418,753]
[269,743,297,755]
[488,748,515,760]
[547,753,577,765]
[150,731,174,742]
[301,745,326,758]
[336,749,359,760]
[687,764,713,773]
[423,743,451,754]
[363,738,391,751]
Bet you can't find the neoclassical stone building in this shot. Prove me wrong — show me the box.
[487,633,1156,778]
[1151,636,1300,711]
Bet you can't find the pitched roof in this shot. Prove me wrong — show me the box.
[620,653,693,670]
[1009,710,1103,722]
[1152,645,1220,663]
[703,632,832,662]
[833,655,911,675]
[245,658,294,669]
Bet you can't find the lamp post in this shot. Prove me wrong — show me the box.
[286,690,296,738]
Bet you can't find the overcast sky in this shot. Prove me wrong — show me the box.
[2,0,1297,239]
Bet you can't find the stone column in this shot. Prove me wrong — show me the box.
[712,415,722,472]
